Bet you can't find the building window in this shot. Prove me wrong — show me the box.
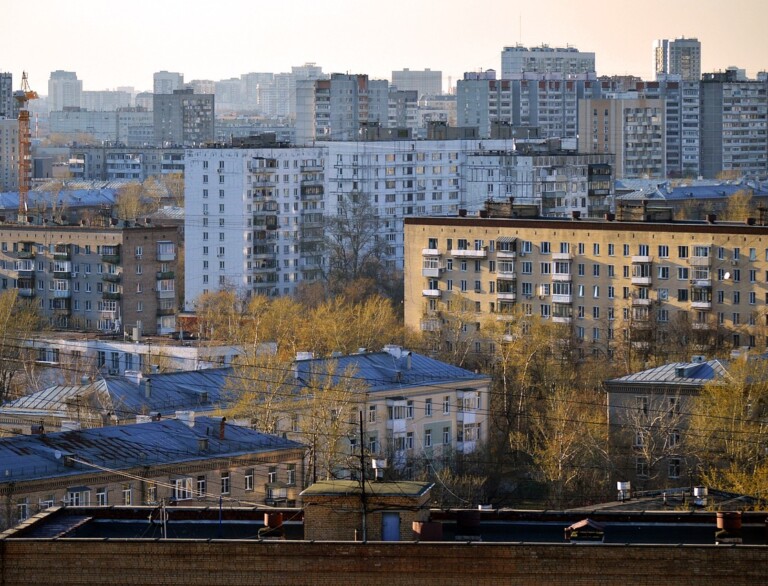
[287,464,296,486]
[424,429,432,447]
[636,457,649,478]
[425,398,432,417]
[221,472,231,495]
[122,484,132,506]
[368,405,376,423]
[96,488,107,506]
[443,396,450,414]
[16,498,28,522]
[197,475,207,498]
[244,469,254,491]
[173,478,193,501]
[668,458,681,479]
[267,467,277,484]
[443,426,451,445]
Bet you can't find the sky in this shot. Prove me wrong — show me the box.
[1,0,766,93]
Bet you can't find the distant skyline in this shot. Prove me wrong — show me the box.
[2,0,766,93]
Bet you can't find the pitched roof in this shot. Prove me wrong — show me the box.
[301,480,433,498]
[293,347,488,393]
[606,359,728,388]
[1,368,234,421]
[0,416,303,485]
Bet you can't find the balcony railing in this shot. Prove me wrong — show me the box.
[450,248,487,258]
[422,289,441,298]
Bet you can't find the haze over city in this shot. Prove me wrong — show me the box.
[2,0,766,91]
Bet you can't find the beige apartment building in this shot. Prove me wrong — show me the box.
[404,210,768,361]
[0,224,180,335]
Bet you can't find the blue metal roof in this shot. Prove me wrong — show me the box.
[293,349,488,393]
[2,368,234,421]
[0,416,303,484]
[606,359,728,386]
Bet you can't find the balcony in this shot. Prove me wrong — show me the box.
[552,252,572,261]
[422,289,441,298]
[17,249,35,260]
[691,300,712,310]
[102,273,121,283]
[102,291,121,300]
[157,251,176,262]
[53,290,71,299]
[631,255,651,264]
[632,297,652,306]
[689,256,711,267]
[422,267,442,278]
[53,248,71,260]
[17,288,34,298]
[301,164,324,173]
[157,307,176,317]
[456,410,476,424]
[101,253,120,264]
[552,294,573,304]
[551,272,571,282]
[552,316,573,324]
[691,278,711,288]
[497,268,517,279]
[450,248,487,258]
[421,248,441,256]
[156,290,174,300]
[496,292,516,301]
[631,275,653,286]
[692,322,714,330]
[156,271,175,280]
[496,249,516,259]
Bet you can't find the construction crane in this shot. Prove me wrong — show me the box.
[14,72,38,224]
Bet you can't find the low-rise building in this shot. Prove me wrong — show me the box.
[0,414,305,529]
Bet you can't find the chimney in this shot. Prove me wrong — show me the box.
[716,511,742,544]
[176,410,195,427]
[706,213,716,224]
[219,417,226,440]
[571,210,581,220]
[144,378,151,399]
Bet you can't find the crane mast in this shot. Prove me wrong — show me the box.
[14,72,38,224]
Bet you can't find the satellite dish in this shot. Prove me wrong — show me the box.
[54,450,62,460]
[724,272,731,280]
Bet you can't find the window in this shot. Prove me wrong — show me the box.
[406,400,414,419]
[406,432,414,449]
[636,457,649,478]
[658,245,669,258]
[16,498,28,522]
[443,426,451,445]
[443,396,450,414]
[96,488,107,507]
[221,472,231,495]
[678,246,688,258]
[593,243,600,255]
[245,469,255,491]
[122,484,132,506]
[267,467,277,484]
[668,458,681,479]
[368,405,377,423]
[196,476,207,498]
[425,399,432,417]
[424,429,432,448]
[286,464,296,485]
[173,478,193,500]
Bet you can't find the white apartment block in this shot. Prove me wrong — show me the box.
[184,139,614,305]
[153,71,184,95]
[47,71,82,113]
[501,45,596,77]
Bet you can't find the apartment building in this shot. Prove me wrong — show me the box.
[0,72,14,119]
[457,70,600,139]
[0,415,305,529]
[68,145,185,181]
[391,68,442,97]
[501,45,596,77]
[153,89,215,147]
[578,96,666,179]
[47,71,82,113]
[700,70,768,179]
[653,38,701,83]
[285,345,491,476]
[153,70,184,95]
[0,224,180,335]
[184,139,617,304]
[0,119,18,191]
[404,210,768,360]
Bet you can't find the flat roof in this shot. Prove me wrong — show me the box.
[301,480,433,498]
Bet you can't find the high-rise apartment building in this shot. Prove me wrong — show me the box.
[0,224,180,334]
[153,71,184,95]
[404,211,768,361]
[0,72,14,119]
[653,38,701,82]
[0,119,18,191]
[501,45,595,77]
[391,69,442,97]
[47,70,82,113]
[183,139,613,305]
[153,89,215,147]
[578,96,666,179]
[700,70,768,179]
[457,70,599,138]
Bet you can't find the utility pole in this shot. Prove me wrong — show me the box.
[359,409,367,542]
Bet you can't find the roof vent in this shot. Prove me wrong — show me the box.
[690,355,706,364]
[176,410,195,427]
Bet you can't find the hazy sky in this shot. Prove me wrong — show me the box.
[2,0,766,92]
